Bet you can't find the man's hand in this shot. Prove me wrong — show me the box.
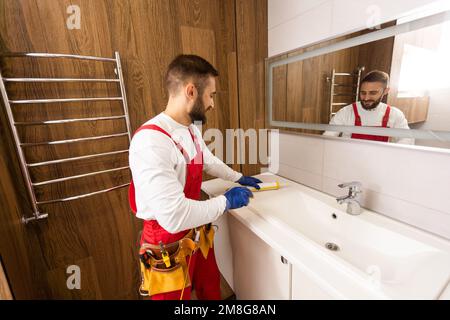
[236,176,262,189]
[224,187,253,210]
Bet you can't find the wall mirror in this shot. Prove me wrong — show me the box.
[267,8,450,150]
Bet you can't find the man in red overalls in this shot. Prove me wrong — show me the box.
[324,70,414,144]
[128,55,261,300]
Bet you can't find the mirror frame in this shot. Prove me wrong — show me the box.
[266,9,450,145]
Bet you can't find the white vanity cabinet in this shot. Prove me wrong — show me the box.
[228,215,291,300]
[229,214,336,300]
[204,174,450,300]
[291,265,336,300]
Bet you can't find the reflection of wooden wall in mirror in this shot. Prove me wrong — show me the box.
[271,22,395,131]
[272,55,288,122]
[387,23,442,124]
[388,96,430,124]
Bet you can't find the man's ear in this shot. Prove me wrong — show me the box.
[185,83,197,101]
[383,87,390,96]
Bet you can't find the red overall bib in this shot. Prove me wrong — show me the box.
[351,102,391,142]
[128,124,221,300]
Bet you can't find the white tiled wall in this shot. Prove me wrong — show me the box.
[269,131,450,240]
[275,133,324,190]
[268,0,447,56]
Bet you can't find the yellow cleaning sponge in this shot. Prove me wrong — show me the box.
[248,181,280,192]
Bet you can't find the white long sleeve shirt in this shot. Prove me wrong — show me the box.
[323,102,415,145]
[129,112,242,233]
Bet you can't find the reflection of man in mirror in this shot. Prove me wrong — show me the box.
[323,70,414,144]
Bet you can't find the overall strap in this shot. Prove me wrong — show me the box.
[352,103,362,126]
[381,105,391,128]
[134,124,171,138]
[187,127,202,154]
[134,124,190,162]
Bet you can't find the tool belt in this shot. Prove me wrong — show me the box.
[138,224,216,297]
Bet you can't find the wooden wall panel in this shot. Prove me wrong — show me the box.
[0,0,265,299]
[357,37,395,78]
[227,51,241,173]
[235,0,268,176]
[177,1,240,179]
[215,0,241,173]
[0,98,49,299]
[0,258,13,300]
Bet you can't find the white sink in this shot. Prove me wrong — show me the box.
[203,173,450,299]
[248,181,450,299]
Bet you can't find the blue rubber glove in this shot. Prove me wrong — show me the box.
[224,187,253,210]
[236,176,263,190]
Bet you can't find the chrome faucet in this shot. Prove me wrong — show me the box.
[336,181,362,215]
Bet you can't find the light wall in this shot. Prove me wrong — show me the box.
[267,0,450,240]
[269,132,450,239]
[268,0,447,56]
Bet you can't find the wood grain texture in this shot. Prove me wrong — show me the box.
[0,257,13,300]
[271,54,288,122]
[0,0,265,299]
[391,96,430,123]
[0,96,50,299]
[227,52,241,172]
[235,0,267,176]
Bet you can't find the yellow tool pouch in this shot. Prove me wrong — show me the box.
[198,224,216,259]
[139,237,197,297]
[140,260,189,297]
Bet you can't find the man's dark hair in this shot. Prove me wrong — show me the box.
[165,54,219,95]
[361,70,390,87]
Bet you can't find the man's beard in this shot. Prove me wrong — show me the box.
[361,95,384,110]
[188,97,208,124]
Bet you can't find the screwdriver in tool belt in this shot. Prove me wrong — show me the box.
[159,241,171,268]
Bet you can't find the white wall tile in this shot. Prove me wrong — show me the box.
[268,0,444,56]
[268,0,330,29]
[278,163,323,190]
[269,131,324,188]
[330,0,438,39]
[322,176,450,239]
[269,1,333,56]
[278,132,324,175]
[268,130,280,174]
[322,139,450,215]
[270,132,450,239]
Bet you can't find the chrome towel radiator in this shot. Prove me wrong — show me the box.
[327,66,365,121]
[0,52,132,223]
